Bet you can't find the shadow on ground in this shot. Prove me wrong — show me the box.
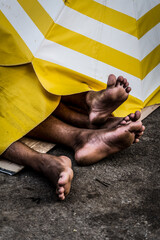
[0,108,160,240]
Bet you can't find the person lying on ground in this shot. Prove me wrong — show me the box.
[2,74,145,200]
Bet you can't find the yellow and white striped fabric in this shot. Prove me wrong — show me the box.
[0,0,160,153]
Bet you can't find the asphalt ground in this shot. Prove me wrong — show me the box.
[0,107,160,240]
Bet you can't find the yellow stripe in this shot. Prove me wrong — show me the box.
[113,95,143,117]
[34,54,146,117]
[46,24,160,79]
[141,45,160,79]
[0,11,33,66]
[65,0,138,37]
[17,0,160,79]
[46,24,141,78]
[137,4,160,39]
[144,86,160,107]
[66,0,160,39]
[18,0,54,36]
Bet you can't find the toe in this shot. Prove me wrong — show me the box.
[135,138,140,143]
[117,76,124,82]
[120,120,127,125]
[107,74,117,88]
[57,169,73,197]
[58,193,65,200]
[57,186,64,194]
[142,125,145,131]
[128,121,143,132]
[123,78,127,84]
[124,116,130,122]
[124,82,129,88]
[58,170,72,186]
[135,111,141,120]
[58,174,66,186]
[116,76,124,86]
[137,131,144,137]
[126,87,131,93]
[129,113,135,120]
[123,78,129,88]
[135,132,143,139]
[128,111,141,122]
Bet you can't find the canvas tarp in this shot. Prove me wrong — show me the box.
[0,0,160,154]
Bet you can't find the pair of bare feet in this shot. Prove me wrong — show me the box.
[37,74,144,200]
[3,74,145,201]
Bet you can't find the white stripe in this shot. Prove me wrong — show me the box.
[35,40,160,101]
[56,6,160,61]
[4,0,156,61]
[139,23,160,60]
[142,64,160,101]
[0,0,44,54]
[37,2,159,61]
[94,0,160,20]
[133,0,160,20]
[0,0,159,101]
[37,0,64,21]
[0,0,159,60]
[55,6,139,60]
[35,39,143,100]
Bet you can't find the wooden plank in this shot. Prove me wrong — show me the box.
[141,104,160,120]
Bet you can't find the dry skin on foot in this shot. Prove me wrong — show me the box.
[2,142,73,201]
[86,74,131,125]
[40,154,73,200]
[1,73,146,201]
[74,121,145,165]
[91,110,142,130]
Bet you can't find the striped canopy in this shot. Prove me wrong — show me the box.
[0,0,160,115]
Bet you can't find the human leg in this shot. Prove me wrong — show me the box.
[62,74,131,125]
[54,101,141,130]
[54,102,89,128]
[74,121,145,165]
[2,141,73,200]
[27,115,145,166]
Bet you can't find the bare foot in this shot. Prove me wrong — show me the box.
[74,121,144,165]
[2,141,73,200]
[86,74,131,125]
[90,111,141,130]
[40,154,73,200]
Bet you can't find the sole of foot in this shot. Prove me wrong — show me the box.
[87,74,131,125]
[74,120,144,165]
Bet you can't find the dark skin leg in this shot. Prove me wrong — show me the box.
[54,101,142,131]
[54,102,89,129]
[62,74,131,125]
[2,110,144,201]
[26,115,145,165]
[1,74,143,200]
[2,141,73,200]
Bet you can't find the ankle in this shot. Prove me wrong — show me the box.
[72,129,91,152]
[25,152,44,172]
